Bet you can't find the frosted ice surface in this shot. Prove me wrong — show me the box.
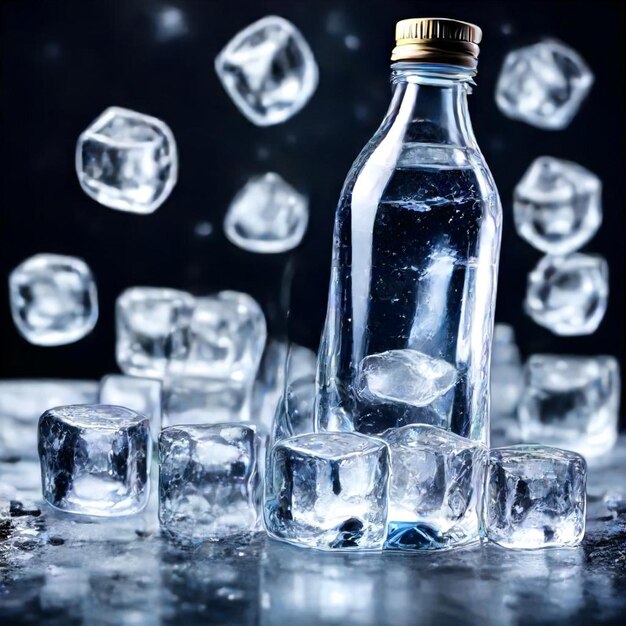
[159,423,260,541]
[525,253,608,336]
[514,157,601,255]
[163,377,251,427]
[38,405,151,516]
[224,173,309,254]
[484,445,586,549]
[383,424,487,550]
[264,432,389,550]
[99,374,162,436]
[0,379,98,460]
[76,106,177,213]
[496,40,593,130]
[518,354,620,459]
[9,254,98,346]
[358,349,457,408]
[116,287,195,378]
[215,16,318,126]
[168,291,266,384]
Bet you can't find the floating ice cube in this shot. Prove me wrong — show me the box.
[491,324,524,418]
[215,16,318,126]
[163,377,250,427]
[159,423,260,541]
[76,107,177,213]
[271,375,316,445]
[0,380,98,461]
[484,445,586,549]
[358,349,457,408]
[168,291,266,383]
[9,254,98,346]
[495,40,593,130]
[264,432,389,550]
[518,355,620,459]
[99,375,162,435]
[514,157,601,255]
[383,424,486,550]
[525,253,608,336]
[223,173,309,254]
[38,405,151,516]
[116,287,195,378]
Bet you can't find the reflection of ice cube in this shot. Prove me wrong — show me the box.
[169,291,266,384]
[359,349,457,408]
[215,16,318,126]
[9,254,98,347]
[159,424,260,541]
[38,405,151,516]
[0,379,98,460]
[518,354,620,458]
[76,107,177,213]
[514,157,601,255]
[525,254,608,336]
[265,432,389,550]
[116,287,195,378]
[484,445,586,549]
[384,424,486,550]
[495,40,593,130]
[224,173,308,254]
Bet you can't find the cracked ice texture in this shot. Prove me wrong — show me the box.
[518,355,620,459]
[484,445,586,549]
[9,254,98,347]
[0,380,98,460]
[264,432,389,551]
[383,425,487,550]
[38,405,151,516]
[525,253,608,336]
[215,16,318,126]
[358,349,457,408]
[76,107,177,214]
[168,291,266,383]
[495,40,593,130]
[224,173,309,254]
[158,424,260,542]
[116,287,195,378]
[514,157,601,255]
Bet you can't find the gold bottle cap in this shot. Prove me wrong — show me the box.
[391,18,482,69]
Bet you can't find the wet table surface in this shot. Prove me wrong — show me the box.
[1,439,626,626]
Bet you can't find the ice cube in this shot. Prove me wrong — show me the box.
[514,157,601,255]
[491,324,524,417]
[525,253,608,336]
[99,374,162,435]
[9,254,98,346]
[383,424,487,550]
[158,423,260,541]
[163,377,250,427]
[495,40,593,130]
[358,349,457,408]
[38,405,151,516]
[168,291,266,383]
[252,339,288,431]
[223,173,309,254]
[76,106,177,213]
[116,287,195,378]
[0,379,98,461]
[484,445,586,549]
[271,375,316,445]
[215,15,318,126]
[518,355,620,459]
[264,432,389,550]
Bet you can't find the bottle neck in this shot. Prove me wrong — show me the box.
[387,62,478,149]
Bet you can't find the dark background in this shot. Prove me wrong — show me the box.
[0,1,624,410]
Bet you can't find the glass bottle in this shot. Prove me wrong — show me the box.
[316,19,502,446]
